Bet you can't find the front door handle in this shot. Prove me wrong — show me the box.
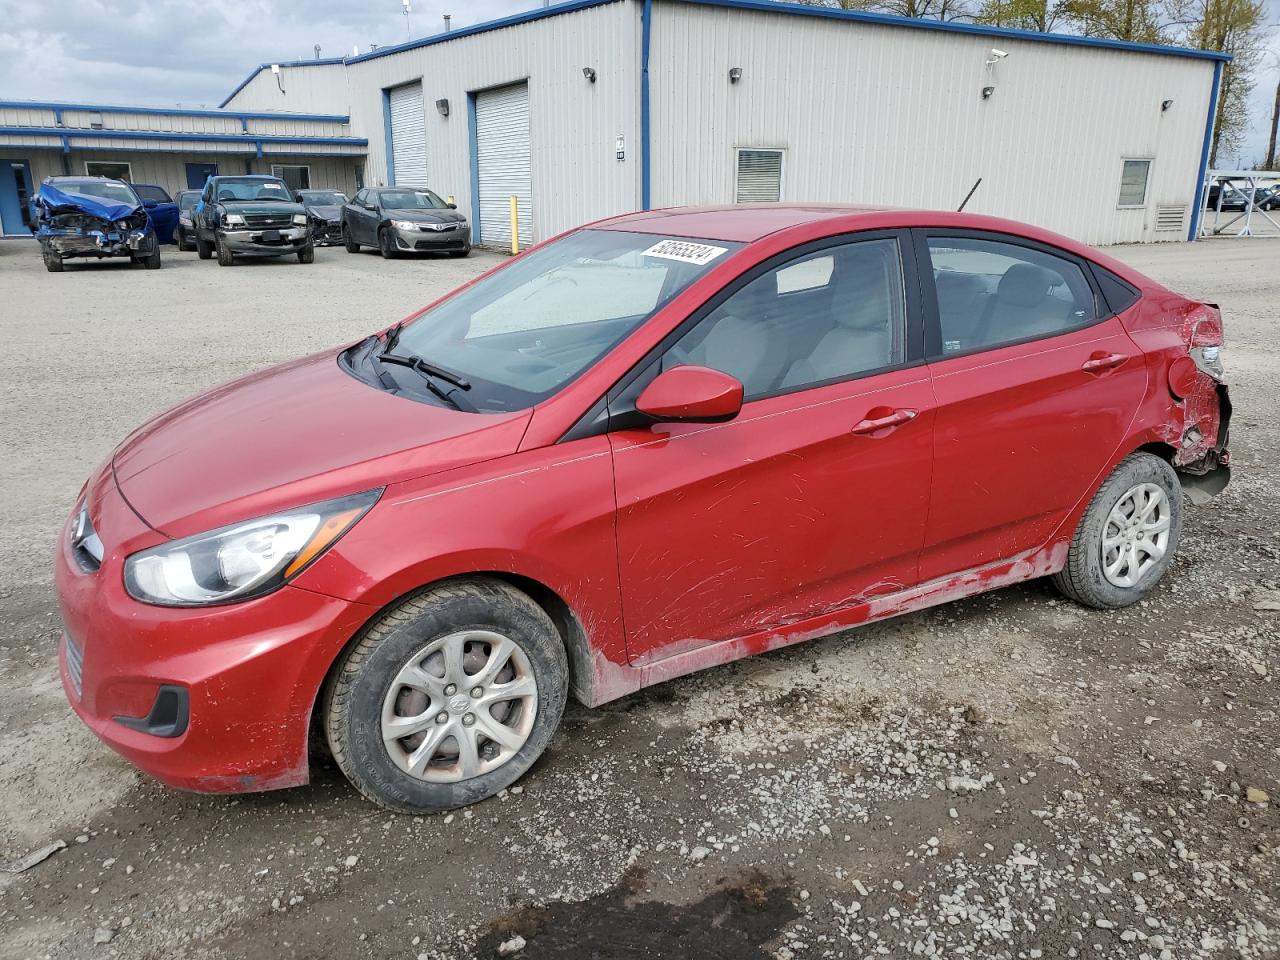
[1082,351,1129,373]
[851,407,918,436]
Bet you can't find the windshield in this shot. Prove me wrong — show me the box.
[300,191,347,205]
[378,189,448,210]
[368,229,742,412]
[133,185,172,203]
[61,181,138,204]
[213,178,293,202]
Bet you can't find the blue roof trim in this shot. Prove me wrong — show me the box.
[678,0,1231,62]
[218,58,349,109]
[0,127,366,148]
[345,0,621,64]
[1188,59,1224,241]
[1,99,349,124]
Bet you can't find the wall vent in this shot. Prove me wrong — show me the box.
[1155,204,1187,232]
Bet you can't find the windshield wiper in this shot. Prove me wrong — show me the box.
[377,353,477,411]
[377,324,472,391]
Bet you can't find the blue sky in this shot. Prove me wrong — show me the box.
[0,0,1276,166]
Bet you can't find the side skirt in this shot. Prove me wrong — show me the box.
[583,540,1070,707]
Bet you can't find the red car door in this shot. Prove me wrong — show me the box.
[608,234,935,664]
[916,231,1147,581]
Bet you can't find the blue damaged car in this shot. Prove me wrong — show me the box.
[34,177,161,273]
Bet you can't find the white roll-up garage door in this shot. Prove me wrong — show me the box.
[388,81,427,187]
[474,83,532,248]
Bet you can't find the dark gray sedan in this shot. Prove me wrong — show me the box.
[342,187,471,259]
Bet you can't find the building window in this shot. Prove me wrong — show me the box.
[85,161,131,181]
[735,148,784,203]
[271,164,311,191]
[1118,159,1151,208]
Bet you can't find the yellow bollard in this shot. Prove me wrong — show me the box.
[509,195,519,255]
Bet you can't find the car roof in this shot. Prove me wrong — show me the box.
[590,204,1149,288]
[47,176,123,184]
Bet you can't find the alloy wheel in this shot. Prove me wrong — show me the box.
[1100,482,1171,588]
[380,629,538,783]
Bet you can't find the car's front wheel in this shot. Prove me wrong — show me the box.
[1053,452,1183,609]
[215,238,234,266]
[297,241,315,264]
[323,578,568,814]
[42,247,64,272]
[378,227,398,259]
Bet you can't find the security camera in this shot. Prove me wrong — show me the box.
[990,48,1008,59]
[270,63,281,74]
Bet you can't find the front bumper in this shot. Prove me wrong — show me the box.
[312,220,344,245]
[217,226,310,256]
[55,472,372,794]
[43,228,154,259]
[391,223,471,252]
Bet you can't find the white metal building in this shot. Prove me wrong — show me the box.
[0,102,367,236]
[221,0,1227,247]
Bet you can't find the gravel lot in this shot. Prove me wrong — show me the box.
[0,237,1276,960]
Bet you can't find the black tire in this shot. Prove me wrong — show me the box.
[215,237,234,266]
[343,226,360,253]
[139,245,162,269]
[42,248,64,272]
[449,248,471,258]
[176,228,193,252]
[1052,452,1183,609]
[297,241,315,264]
[323,577,569,814]
[378,227,398,259]
[195,234,213,260]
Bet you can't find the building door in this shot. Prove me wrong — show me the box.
[473,82,532,248]
[0,159,34,236]
[387,81,428,187]
[185,162,218,190]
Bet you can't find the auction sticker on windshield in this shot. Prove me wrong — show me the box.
[641,239,729,265]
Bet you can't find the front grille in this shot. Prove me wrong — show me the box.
[243,213,293,229]
[64,632,84,699]
[414,239,468,251]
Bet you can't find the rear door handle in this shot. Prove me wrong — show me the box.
[1082,351,1129,373]
[851,408,918,436]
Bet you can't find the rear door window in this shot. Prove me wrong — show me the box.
[925,236,1096,356]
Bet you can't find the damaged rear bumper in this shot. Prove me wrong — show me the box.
[1176,382,1232,504]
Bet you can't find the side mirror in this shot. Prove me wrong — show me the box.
[142,199,158,209]
[635,365,743,424]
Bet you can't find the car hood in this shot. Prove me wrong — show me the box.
[36,182,141,222]
[305,204,343,220]
[111,350,531,539]
[386,209,467,225]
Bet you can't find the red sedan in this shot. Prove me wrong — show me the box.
[56,206,1231,812]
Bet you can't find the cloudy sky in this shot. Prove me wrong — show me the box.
[0,0,1277,165]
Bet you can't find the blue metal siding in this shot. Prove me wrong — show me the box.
[0,127,366,148]
[382,89,396,185]
[467,92,482,242]
[641,0,652,210]
[0,99,348,124]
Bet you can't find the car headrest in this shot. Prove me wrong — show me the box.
[996,263,1052,308]
[833,257,889,330]
[934,270,985,307]
[217,190,235,200]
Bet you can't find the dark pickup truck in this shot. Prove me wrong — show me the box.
[193,175,314,266]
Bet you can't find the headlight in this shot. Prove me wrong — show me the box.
[223,213,245,227]
[292,213,309,226]
[390,219,418,230]
[178,215,192,226]
[123,490,381,607]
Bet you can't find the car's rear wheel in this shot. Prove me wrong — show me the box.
[323,578,568,814]
[1053,452,1183,609]
[195,234,213,260]
[42,247,64,272]
[215,238,234,266]
[343,226,360,253]
[378,227,398,259]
